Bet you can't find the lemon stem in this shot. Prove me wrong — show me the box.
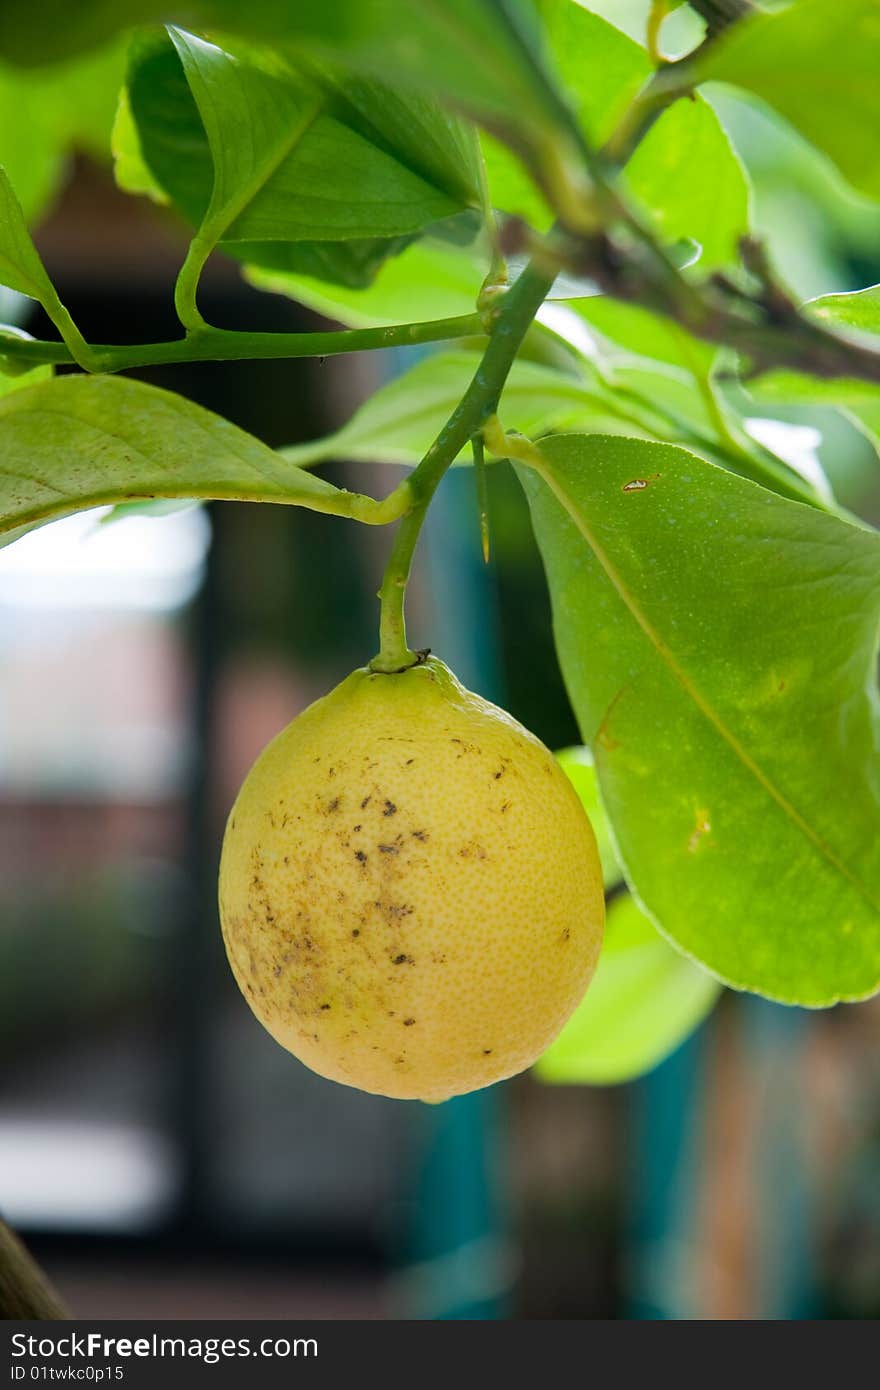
[370,259,557,674]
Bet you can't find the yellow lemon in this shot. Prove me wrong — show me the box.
[218,656,604,1101]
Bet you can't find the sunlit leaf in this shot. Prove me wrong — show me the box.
[535,894,721,1085]
[699,0,880,202]
[519,433,880,1005]
[556,745,623,890]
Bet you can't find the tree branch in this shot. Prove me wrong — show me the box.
[688,0,755,33]
[564,229,880,386]
[0,1219,68,1319]
[0,313,486,375]
[370,258,557,672]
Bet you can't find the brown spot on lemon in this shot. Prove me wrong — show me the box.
[218,655,604,1102]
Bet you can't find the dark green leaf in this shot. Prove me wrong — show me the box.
[124,28,477,289]
[171,29,468,243]
[1,2,581,194]
[535,894,720,1084]
[519,433,880,1005]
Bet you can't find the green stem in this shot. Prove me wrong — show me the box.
[173,236,211,332]
[0,314,486,374]
[370,260,556,674]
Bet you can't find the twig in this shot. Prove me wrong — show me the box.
[563,229,880,386]
[688,0,755,34]
[0,1219,69,1320]
[0,314,486,375]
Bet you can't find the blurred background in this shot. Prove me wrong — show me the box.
[2,3,880,1321]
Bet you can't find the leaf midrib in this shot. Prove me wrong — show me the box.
[533,459,880,917]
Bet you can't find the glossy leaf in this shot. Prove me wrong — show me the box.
[535,894,721,1085]
[123,29,475,289]
[700,0,880,202]
[0,374,356,541]
[519,434,880,1005]
[556,746,623,891]
[173,30,470,244]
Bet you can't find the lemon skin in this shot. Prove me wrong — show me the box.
[218,656,604,1101]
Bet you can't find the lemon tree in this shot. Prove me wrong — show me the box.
[1,0,880,1093]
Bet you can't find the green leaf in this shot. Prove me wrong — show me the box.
[299,59,483,214]
[571,297,717,375]
[0,167,65,300]
[482,3,749,270]
[0,374,358,540]
[809,284,880,338]
[534,894,721,1085]
[0,69,63,221]
[124,29,476,291]
[281,350,665,470]
[275,0,582,186]
[699,0,880,203]
[0,168,91,361]
[0,360,51,397]
[751,284,880,446]
[555,745,623,890]
[111,86,169,203]
[171,29,468,245]
[543,0,652,146]
[481,3,651,230]
[0,37,127,220]
[246,234,487,327]
[518,433,880,1006]
[624,94,750,271]
[0,0,581,178]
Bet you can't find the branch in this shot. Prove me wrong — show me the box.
[371,259,556,672]
[688,0,755,34]
[0,1219,68,1319]
[603,0,754,168]
[0,313,486,375]
[563,226,880,387]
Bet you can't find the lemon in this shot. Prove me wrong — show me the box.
[218,655,604,1101]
